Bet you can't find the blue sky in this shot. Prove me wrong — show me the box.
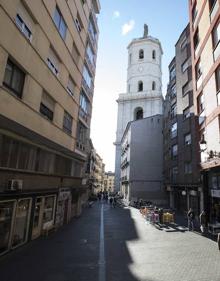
[91,0,189,171]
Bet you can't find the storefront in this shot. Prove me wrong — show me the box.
[0,193,57,256]
[55,188,71,227]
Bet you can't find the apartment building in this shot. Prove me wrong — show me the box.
[0,0,100,255]
[103,172,115,193]
[188,0,220,226]
[93,153,105,193]
[164,24,201,215]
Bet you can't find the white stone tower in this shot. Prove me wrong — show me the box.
[114,25,164,192]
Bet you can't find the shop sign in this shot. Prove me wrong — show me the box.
[211,189,220,198]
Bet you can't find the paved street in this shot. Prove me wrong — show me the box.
[0,202,220,281]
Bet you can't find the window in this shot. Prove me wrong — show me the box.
[3,59,25,98]
[212,20,220,49]
[67,76,75,96]
[83,65,92,89]
[170,66,176,80]
[40,92,55,121]
[53,6,67,39]
[170,103,177,119]
[182,82,189,96]
[184,162,192,174]
[209,0,217,12]
[172,144,178,158]
[138,81,143,92]
[47,48,59,76]
[180,36,187,50]
[135,108,143,120]
[88,20,97,43]
[183,107,190,120]
[16,14,32,40]
[79,91,90,121]
[170,84,176,99]
[171,166,178,181]
[75,17,82,33]
[181,60,189,73]
[195,59,202,80]
[193,28,199,50]
[152,81,156,90]
[63,111,73,134]
[77,122,87,148]
[129,54,132,65]
[139,49,144,59]
[185,133,192,145]
[197,93,204,114]
[86,43,95,67]
[192,2,198,22]
[152,50,156,59]
[171,122,177,138]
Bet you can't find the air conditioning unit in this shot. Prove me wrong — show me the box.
[7,179,23,191]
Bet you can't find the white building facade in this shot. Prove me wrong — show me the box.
[114,26,164,192]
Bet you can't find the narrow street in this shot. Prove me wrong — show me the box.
[0,203,220,281]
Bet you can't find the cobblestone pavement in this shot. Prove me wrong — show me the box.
[0,202,220,281]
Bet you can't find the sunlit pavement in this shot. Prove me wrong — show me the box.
[0,202,220,281]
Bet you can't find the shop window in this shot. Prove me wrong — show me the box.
[43,196,55,225]
[3,59,25,98]
[53,6,67,39]
[12,199,31,248]
[0,201,15,254]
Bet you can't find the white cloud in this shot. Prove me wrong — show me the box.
[122,20,135,35]
[113,10,120,19]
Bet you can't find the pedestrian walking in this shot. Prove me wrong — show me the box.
[199,210,206,235]
[109,197,113,207]
[187,208,195,231]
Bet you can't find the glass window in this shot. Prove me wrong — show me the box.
[212,20,220,49]
[184,162,192,174]
[77,122,87,146]
[182,60,189,72]
[182,82,189,96]
[181,36,187,50]
[12,199,31,248]
[192,2,198,22]
[152,50,156,59]
[171,122,177,138]
[172,144,178,157]
[195,59,202,80]
[43,196,55,224]
[40,92,54,121]
[216,65,220,92]
[0,201,14,254]
[193,28,199,49]
[185,134,192,145]
[183,107,190,120]
[197,93,204,114]
[86,44,95,67]
[170,66,176,80]
[16,14,32,40]
[170,103,177,119]
[83,65,92,89]
[63,111,73,134]
[88,20,97,43]
[53,7,67,39]
[47,48,59,76]
[3,59,25,98]
[209,0,217,12]
[152,81,156,90]
[67,76,75,96]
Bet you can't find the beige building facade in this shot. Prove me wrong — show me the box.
[0,0,100,255]
[189,0,220,227]
[103,172,115,193]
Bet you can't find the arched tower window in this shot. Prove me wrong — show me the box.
[152,50,156,59]
[139,49,144,59]
[134,107,143,120]
[152,81,156,90]
[138,81,143,92]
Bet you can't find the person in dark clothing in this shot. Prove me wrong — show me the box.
[187,208,195,231]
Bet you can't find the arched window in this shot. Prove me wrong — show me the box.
[152,50,156,59]
[139,49,144,59]
[138,81,143,92]
[134,107,143,120]
[152,81,156,90]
